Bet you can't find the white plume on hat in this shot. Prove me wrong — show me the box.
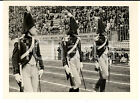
[26,6,31,12]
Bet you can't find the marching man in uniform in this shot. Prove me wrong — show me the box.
[93,12,110,92]
[12,7,44,92]
[61,10,83,92]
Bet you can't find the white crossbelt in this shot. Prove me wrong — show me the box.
[21,37,35,60]
[97,38,107,50]
[28,54,36,66]
[67,38,80,55]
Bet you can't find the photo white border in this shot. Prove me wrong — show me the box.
[2,1,139,100]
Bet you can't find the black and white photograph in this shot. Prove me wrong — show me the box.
[8,5,131,93]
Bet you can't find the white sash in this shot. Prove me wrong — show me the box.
[97,38,107,50]
[67,38,80,55]
[21,37,35,59]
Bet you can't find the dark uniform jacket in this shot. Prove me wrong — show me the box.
[61,35,82,66]
[95,16,108,58]
[12,35,44,74]
[96,34,108,58]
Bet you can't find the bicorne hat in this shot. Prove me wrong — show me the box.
[67,16,79,35]
[22,12,35,34]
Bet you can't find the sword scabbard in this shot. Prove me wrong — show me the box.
[19,63,24,87]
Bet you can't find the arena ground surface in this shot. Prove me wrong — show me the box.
[9,60,130,92]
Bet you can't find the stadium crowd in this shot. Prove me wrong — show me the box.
[9,6,129,41]
[72,6,129,41]
[9,6,129,64]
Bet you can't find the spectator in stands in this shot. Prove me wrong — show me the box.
[9,6,129,41]
[120,50,129,63]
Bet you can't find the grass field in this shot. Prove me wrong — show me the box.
[9,60,130,92]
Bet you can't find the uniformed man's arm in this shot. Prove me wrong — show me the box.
[12,42,20,74]
[36,40,44,70]
[61,40,71,75]
[61,41,68,66]
[77,39,82,62]
[77,39,83,69]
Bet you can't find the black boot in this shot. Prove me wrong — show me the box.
[20,87,24,92]
[73,88,79,92]
[94,79,102,92]
[69,88,74,92]
[100,79,106,92]
[17,82,24,92]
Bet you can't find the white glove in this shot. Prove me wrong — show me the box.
[64,65,71,74]
[14,73,22,83]
[80,62,83,69]
[95,62,99,69]
[38,70,44,78]
[109,59,112,66]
